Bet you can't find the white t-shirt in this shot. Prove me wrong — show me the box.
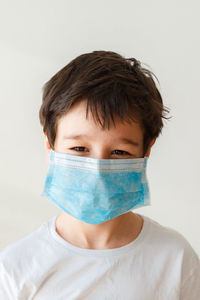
[0,213,200,300]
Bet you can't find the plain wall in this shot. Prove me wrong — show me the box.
[0,0,199,256]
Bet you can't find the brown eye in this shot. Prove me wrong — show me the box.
[70,147,88,152]
[112,150,130,155]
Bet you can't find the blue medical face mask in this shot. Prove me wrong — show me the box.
[41,149,150,225]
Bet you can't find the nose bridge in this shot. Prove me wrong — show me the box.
[90,145,111,159]
[91,152,110,160]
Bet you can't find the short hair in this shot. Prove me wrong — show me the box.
[39,50,169,155]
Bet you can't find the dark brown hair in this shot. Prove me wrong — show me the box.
[39,50,170,155]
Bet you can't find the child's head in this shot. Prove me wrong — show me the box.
[39,50,169,159]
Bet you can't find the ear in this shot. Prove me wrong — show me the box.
[43,132,51,150]
[145,138,156,158]
[43,132,51,163]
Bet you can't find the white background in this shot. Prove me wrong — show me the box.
[0,0,199,256]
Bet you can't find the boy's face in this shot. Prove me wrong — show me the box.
[44,99,154,161]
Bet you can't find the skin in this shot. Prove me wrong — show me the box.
[44,99,155,250]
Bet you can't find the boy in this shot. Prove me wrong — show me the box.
[0,50,200,299]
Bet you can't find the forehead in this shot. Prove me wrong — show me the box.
[56,100,144,140]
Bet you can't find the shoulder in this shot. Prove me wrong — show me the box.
[144,215,194,247]
[0,218,53,298]
[145,215,198,254]
[142,214,200,278]
[0,217,52,275]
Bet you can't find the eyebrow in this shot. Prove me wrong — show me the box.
[63,134,139,147]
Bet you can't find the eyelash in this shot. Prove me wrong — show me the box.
[70,147,130,156]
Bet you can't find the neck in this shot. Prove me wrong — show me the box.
[55,211,143,249]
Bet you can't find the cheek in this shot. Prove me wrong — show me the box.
[53,137,64,153]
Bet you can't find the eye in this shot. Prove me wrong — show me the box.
[70,146,88,152]
[70,147,131,155]
[112,150,130,156]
